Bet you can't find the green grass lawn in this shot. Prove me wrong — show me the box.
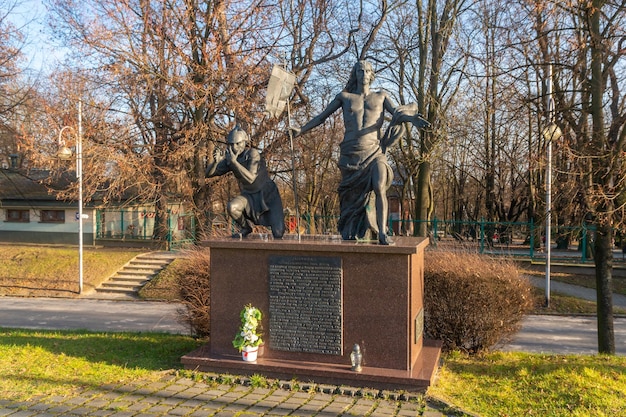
[429,351,626,417]
[0,328,203,401]
[0,245,145,296]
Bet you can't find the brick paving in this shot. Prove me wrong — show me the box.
[0,374,465,416]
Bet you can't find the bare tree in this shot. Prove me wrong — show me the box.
[373,0,470,236]
[0,0,26,117]
[528,0,626,354]
[42,0,292,242]
[586,0,625,354]
[0,0,33,168]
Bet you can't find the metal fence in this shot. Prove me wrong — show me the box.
[97,207,624,263]
[300,215,606,263]
[95,207,196,249]
[390,218,602,263]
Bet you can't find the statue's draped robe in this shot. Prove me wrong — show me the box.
[337,104,424,240]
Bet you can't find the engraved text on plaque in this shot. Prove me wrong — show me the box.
[268,256,342,354]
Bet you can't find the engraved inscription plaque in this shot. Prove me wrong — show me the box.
[269,256,342,355]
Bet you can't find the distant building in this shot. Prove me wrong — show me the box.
[0,167,192,247]
[0,168,97,245]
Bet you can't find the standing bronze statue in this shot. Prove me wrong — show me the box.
[206,126,285,239]
[291,60,428,245]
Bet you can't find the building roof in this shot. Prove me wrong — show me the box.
[0,169,74,208]
[1,168,185,210]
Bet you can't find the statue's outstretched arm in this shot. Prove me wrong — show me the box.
[380,102,430,153]
[292,95,342,137]
[390,103,430,128]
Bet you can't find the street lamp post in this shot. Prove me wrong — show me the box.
[541,65,562,307]
[58,100,84,294]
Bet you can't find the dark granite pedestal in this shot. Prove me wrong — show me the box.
[181,236,441,392]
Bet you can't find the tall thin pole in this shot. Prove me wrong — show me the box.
[286,98,301,241]
[78,99,83,294]
[279,57,301,241]
[545,65,553,307]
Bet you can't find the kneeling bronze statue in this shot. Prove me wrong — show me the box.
[206,126,285,239]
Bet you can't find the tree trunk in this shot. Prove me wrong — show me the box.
[589,0,615,354]
[192,184,212,239]
[415,159,431,237]
[594,223,615,354]
[153,191,170,250]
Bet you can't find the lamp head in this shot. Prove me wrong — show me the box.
[58,146,73,160]
[541,123,562,142]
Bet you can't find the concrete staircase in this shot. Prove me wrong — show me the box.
[95,251,178,298]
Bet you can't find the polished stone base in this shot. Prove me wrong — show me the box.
[182,236,441,392]
[182,339,442,392]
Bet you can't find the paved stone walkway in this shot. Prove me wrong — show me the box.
[528,276,626,308]
[499,314,626,355]
[0,373,459,417]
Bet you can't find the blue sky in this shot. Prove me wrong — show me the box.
[9,0,64,73]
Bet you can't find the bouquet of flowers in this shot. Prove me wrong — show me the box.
[232,304,263,352]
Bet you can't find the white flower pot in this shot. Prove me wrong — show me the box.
[242,345,259,362]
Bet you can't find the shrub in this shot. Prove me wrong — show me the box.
[424,250,533,354]
[176,248,211,337]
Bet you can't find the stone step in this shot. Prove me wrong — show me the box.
[93,250,180,297]
[136,252,177,260]
[100,281,146,289]
[94,286,140,296]
[129,260,170,267]
[124,269,166,275]
[106,275,148,283]
[136,254,177,260]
